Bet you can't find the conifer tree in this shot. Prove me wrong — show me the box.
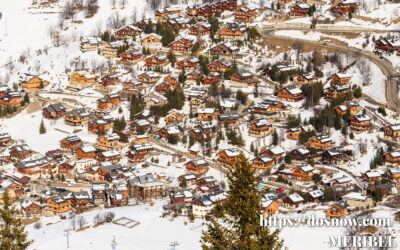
[272,130,279,145]
[201,154,283,250]
[0,190,32,249]
[39,120,46,134]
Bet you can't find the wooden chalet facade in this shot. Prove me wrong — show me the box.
[64,108,90,126]
[248,119,273,137]
[276,85,304,102]
[60,135,82,152]
[251,156,274,172]
[217,148,241,165]
[185,159,209,175]
[384,124,400,142]
[169,38,194,53]
[42,103,66,120]
[349,114,372,133]
[234,7,257,22]
[231,71,259,87]
[306,135,334,150]
[290,4,310,16]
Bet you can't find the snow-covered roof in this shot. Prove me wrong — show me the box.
[308,189,323,198]
[342,192,367,201]
[288,193,304,203]
[224,148,241,157]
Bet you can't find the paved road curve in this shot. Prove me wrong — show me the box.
[261,28,400,111]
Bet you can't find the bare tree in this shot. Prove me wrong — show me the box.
[77,216,87,228]
[131,7,138,23]
[110,0,116,8]
[120,0,127,8]
[105,212,115,222]
[107,12,126,30]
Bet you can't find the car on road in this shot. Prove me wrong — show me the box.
[276,187,285,193]
[379,56,385,59]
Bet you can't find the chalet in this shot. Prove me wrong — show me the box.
[289,147,312,162]
[185,159,209,175]
[342,192,373,209]
[217,148,241,165]
[69,72,96,90]
[143,91,168,108]
[99,41,121,58]
[176,56,199,70]
[141,33,162,52]
[387,168,400,183]
[251,156,274,172]
[60,135,82,152]
[196,108,219,121]
[169,38,194,53]
[250,99,286,117]
[330,73,352,85]
[207,59,233,73]
[96,151,120,163]
[80,37,101,52]
[114,25,142,39]
[42,103,66,120]
[138,71,161,84]
[64,108,90,126]
[230,71,259,88]
[384,151,400,165]
[260,146,285,162]
[10,144,32,160]
[248,118,273,137]
[47,194,73,214]
[307,189,324,203]
[282,193,305,208]
[322,149,349,164]
[324,84,351,100]
[369,183,396,198]
[167,15,190,30]
[192,197,213,218]
[218,110,240,125]
[20,199,42,217]
[144,54,168,67]
[276,85,304,102]
[88,116,113,134]
[0,91,22,106]
[196,176,219,193]
[165,109,185,124]
[363,171,382,182]
[186,70,202,83]
[178,174,197,186]
[128,173,166,202]
[262,193,280,217]
[384,124,400,142]
[209,43,239,57]
[170,189,194,207]
[202,72,221,85]
[374,38,400,52]
[330,176,353,187]
[188,22,211,36]
[1,179,24,196]
[326,201,348,218]
[57,162,75,179]
[120,49,144,63]
[76,145,97,159]
[306,135,334,150]
[15,157,48,176]
[0,133,12,147]
[100,74,119,88]
[97,133,123,151]
[335,100,361,116]
[349,113,372,133]
[217,23,246,40]
[234,6,257,22]
[158,125,184,138]
[130,119,151,135]
[292,73,318,85]
[290,4,310,16]
[20,75,49,89]
[72,191,91,211]
[330,0,358,15]
[292,164,314,181]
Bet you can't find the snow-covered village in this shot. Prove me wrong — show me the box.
[1,0,400,249]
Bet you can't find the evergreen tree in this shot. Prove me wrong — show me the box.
[39,120,46,134]
[353,87,362,98]
[23,94,30,103]
[201,154,283,249]
[0,190,33,249]
[272,130,278,145]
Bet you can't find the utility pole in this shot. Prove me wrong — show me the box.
[64,229,71,248]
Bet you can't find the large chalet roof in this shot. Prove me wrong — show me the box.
[283,85,302,95]
[44,103,66,113]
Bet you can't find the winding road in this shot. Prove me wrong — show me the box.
[261,27,400,111]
